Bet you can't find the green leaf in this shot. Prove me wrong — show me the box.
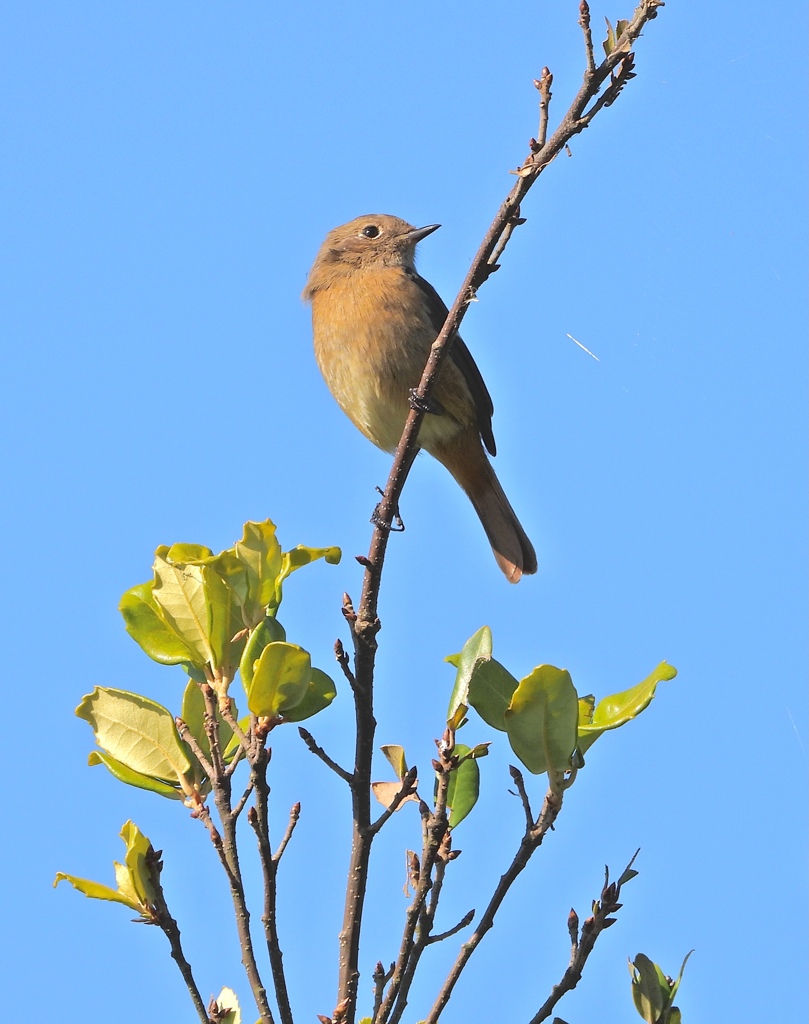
[151,553,215,668]
[54,872,142,911]
[578,662,676,754]
[200,560,247,676]
[505,665,578,775]
[121,820,156,907]
[246,642,311,717]
[119,581,201,667]
[445,743,480,828]
[381,744,408,780]
[468,658,519,731]
[239,617,287,693]
[161,543,214,561]
[280,667,337,723]
[270,543,342,615]
[233,520,284,625]
[88,750,184,800]
[630,954,669,1023]
[54,821,156,919]
[446,626,493,728]
[77,687,192,791]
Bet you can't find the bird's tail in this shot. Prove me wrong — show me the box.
[434,431,537,583]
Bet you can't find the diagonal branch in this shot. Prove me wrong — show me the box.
[334,5,664,1020]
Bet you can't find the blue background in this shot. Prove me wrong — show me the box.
[2,3,806,1022]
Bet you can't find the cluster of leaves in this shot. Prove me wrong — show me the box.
[630,951,693,1024]
[77,520,341,805]
[438,626,676,821]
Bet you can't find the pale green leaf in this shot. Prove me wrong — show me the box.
[119,581,201,667]
[505,665,578,775]
[578,662,676,755]
[87,750,184,800]
[121,820,156,907]
[233,520,284,624]
[270,543,342,614]
[152,554,214,667]
[77,687,192,786]
[215,987,242,1024]
[246,642,311,717]
[280,667,337,723]
[239,617,287,693]
[54,872,142,911]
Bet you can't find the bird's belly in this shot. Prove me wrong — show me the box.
[312,295,466,454]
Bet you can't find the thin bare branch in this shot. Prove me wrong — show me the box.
[273,802,301,863]
[298,726,353,784]
[527,852,639,1023]
[579,0,596,73]
[147,848,212,1024]
[426,908,475,946]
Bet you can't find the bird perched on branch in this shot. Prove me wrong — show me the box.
[303,214,536,583]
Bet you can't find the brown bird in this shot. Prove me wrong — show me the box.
[303,214,537,582]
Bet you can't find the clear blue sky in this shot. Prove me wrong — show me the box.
[2,3,806,1022]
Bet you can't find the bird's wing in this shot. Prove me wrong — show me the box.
[408,269,497,457]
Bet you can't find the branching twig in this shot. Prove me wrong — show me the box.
[147,848,212,1024]
[273,802,301,863]
[248,751,294,1024]
[334,5,663,1019]
[527,851,640,1023]
[423,785,563,1023]
[298,726,354,784]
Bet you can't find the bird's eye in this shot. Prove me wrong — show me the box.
[361,225,380,238]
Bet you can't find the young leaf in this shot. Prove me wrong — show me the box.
[446,625,493,728]
[119,581,201,667]
[233,520,284,625]
[246,642,311,717]
[445,743,481,828]
[87,750,185,800]
[577,662,677,754]
[239,616,287,692]
[269,543,342,615]
[629,953,669,1023]
[54,821,157,921]
[280,667,337,723]
[77,687,192,791]
[505,665,578,775]
[151,554,215,668]
[214,987,242,1024]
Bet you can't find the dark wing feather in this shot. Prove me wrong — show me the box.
[408,269,497,457]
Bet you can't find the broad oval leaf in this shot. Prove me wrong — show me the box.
[77,687,192,786]
[121,821,156,907]
[468,658,519,732]
[151,555,214,668]
[505,665,578,775]
[381,744,408,780]
[119,581,200,667]
[280,667,337,723]
[247,642,311,717]
[239,616,287,693]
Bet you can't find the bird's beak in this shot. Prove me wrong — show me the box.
[405,223,441,243]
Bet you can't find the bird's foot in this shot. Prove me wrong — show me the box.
[408,388,444,416]
[371,487,405,533]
